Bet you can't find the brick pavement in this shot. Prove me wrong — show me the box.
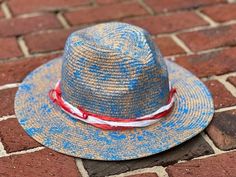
[0,0,236,177]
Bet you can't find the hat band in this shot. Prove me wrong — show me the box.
[49,81,176,130]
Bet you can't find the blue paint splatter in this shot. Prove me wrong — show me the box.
[20,84,32,92]
[74,70,81,79]
[128,79,138,90]
[95,130,112,145]
[26,127,43,136]
[137,135,144,141]
[40,103,51,114]
[108,132,126,140]
[49,126,64,134]
[19,118,28,126]
[43,137,52,146]
[62,140,76,152]
[101,73,111,81]
[89,64,100,73]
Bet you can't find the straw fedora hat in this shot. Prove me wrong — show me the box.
[15,22,214,161]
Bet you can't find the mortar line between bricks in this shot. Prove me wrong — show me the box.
[218,79,236,97]
[155,19,236,38]
[75,159,89,177]
[179,149,236,163]
[200,132,223,154]
[196,46,230,55]
[0,50,63,64]
[195,10,219,27]
[1,1,12,19]
[0,83,19,90]
[17,12,51,18]
[138,0,155,15]
[215,105,236,112]
[108,166,168,177]
[171,34,193,54]
[0,141,7,156]
[18,37,30,57]
[201,71,236,81]
[227,0,236,3]
[0,147,45,158]
[204,72,236,97]
[0,115,16,121]
[56,12,70,29]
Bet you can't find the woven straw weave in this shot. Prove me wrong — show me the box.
[61,22,169,118]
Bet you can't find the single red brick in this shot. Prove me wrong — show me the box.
[65,1,147,26]
[0,14,61,37]
[178,25,236,52]
[166,151,236,177]
[0,148,81,177]
[8,0,90,15]
[202,3,236,23]
[0,88,17,117]
[206,110,236,150]
[145,0,225,13]
[127,173,159,177]
[83,135,213,177]
[0,53,61,85]
[24,29,74,53]
[154,37,185,56]
[0,38,22,59]
[204,80,236,109]
[175,47,236,78]
[227,76,236,87]
[124,11,208,35]
[0,119,41,153]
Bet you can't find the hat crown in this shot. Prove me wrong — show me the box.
[61,22,169,119]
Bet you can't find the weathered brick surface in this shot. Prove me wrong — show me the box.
[24,29,74,53]
[202,3,236,23]
[0,0,236,177]
[166,151,236,177]
[8,0,90,15]
[0,14,61,37]
[0,37,22,59]
[204,80,236,109]
[145,0,224,13]
[154,37,185,56]
[207,110,236,150]
[0,53,61,85]
[83,135,213,177]
[96,0,123,5]
[175,47,236,78]
[65,2,147,26]
[227,76,236,87]
[0,119,40,153]
[0,9,4,18]
[0,88,17,117]
[127,173,159,177]
[0,148,81,177]
[124,11,208,35]
[178,25,236,52]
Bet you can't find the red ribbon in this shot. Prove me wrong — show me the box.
[49,82,176,130]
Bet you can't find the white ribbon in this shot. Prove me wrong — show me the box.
[54,81,175,128]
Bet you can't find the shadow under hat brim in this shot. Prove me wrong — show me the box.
[14,57,214,161]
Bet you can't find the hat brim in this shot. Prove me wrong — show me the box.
[15,57,214,161]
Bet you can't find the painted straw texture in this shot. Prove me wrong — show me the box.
[15,58,214,160]
[61,22,169,119]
